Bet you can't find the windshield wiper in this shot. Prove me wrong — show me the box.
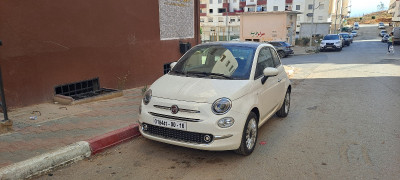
[170,70,186,75]
[186,71,233,79]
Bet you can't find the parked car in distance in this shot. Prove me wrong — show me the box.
[351,30,358,37]
[354,22,359,30]
[381,34,389,42]
[267,41,294,58]
[378,22,385,29]
[320,34,343,51]
[349,34,354,43]
[139,42,291,156]
[339,33,351,46]
[380,30,387,37]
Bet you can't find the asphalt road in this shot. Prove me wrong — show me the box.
[37,25,400,180]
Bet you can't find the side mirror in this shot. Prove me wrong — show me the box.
[170,62,177,69]
[261,67,279,84]
[263,67,279,77]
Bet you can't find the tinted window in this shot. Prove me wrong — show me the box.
[254,47,275,79]
[323,35,339,40]
[269,42,282,46]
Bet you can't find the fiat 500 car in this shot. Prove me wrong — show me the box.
[139,42,291,155]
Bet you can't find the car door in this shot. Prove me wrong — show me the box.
[270,47,287,103]
[253,47,280,122]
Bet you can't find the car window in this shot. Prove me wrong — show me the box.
[323,35,339,40]
[269,48,281,67]
[171,45,255,80]
[269,42,281,47]
[254,47,275,79]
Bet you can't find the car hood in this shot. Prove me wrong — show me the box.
[150,74,251,103]
[322,40,340,43]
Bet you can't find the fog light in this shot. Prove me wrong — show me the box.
[217,117,234,128]
[204,135,211,143]
[142,124,148,131]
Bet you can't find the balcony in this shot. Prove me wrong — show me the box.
[246,0,257,6]
[200,13,207,16]
[257,0,266,5]
[286,0,293,3]
[222,12,240,16]
[239,2,246,8]
[200,4,207,8]
[223,3,229,8]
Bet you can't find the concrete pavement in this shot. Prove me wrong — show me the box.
[0,88,143,178]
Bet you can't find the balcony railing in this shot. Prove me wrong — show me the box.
[200,13,207,16]
[286,0,293,3]
[200,4,207,8]
[257,0,266,5]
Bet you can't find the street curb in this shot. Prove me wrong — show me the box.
[88,124,141,155]
[0,141,91,180]
[0,124,141,180]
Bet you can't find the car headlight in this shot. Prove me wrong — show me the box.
[143,89,152,105]
[217,117,235,128]
[212,97,232,115]
[335,41,341,44]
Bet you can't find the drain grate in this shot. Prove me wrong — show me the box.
[55,78,117,100]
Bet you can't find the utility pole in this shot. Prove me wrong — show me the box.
[226,0,230,41]
[334,0,340,34]
[309,0,316,48]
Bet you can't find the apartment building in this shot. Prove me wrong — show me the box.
[292,0,332,33]
[329,0,351,33]
[389,0,400,26]
[200,0,293,42]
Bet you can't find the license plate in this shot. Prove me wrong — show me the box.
[153,118,187,130]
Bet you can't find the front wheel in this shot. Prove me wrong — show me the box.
[276,89,291,117]
[235,112,258,156]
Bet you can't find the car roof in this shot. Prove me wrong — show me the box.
[197,41,271,49]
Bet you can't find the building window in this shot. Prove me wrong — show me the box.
[209,9,213,13]
[319,4,324,9]
[210,0,213,4]
[200,18,205,22]
[230,18,236,23]
[250,0,255,2]
[218,0,222,3]
[318,16,323,20]
[273,6,278,11]
[218,17,224,22]
[208,17,213,22]
[296,5,300,10]
[238,17,240,22]
[248,7,255,12]
[218,8,226,13]
[233,0,237,2]
[308,4,313,10]
[240,0,245,1]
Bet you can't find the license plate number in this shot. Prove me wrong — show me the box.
[154,118,187,130]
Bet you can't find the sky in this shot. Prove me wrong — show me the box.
[350,0,390,17]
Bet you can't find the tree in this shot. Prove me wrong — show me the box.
[377,1,385,11]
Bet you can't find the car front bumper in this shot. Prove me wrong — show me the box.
[138,97,248,151]
[320,44,341,49]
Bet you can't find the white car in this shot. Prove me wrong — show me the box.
[320,34,343,52]
[351,30,358,37]
[139,42,291,155]
[378,22,385,29]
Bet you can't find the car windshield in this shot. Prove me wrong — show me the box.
[352,31,356,33]
[170,45,256,80]
[323,35,339,40]
[382,30,387,33]
[340,34,349,38]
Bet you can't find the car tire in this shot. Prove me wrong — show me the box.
[276,89,291,117]
[338,47,342,51]
[278,51,285,58]
[235,112,258,156]
[320,49,324,52]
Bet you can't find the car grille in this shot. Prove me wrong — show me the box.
[142,123,213,144]
[326,43,334,45]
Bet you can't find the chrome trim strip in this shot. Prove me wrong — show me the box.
[153,105,200,113]
[213,134,233,140]
[149,112,203,122]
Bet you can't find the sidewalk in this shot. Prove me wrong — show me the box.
[0,88,143,168]
[292,46,317,55]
